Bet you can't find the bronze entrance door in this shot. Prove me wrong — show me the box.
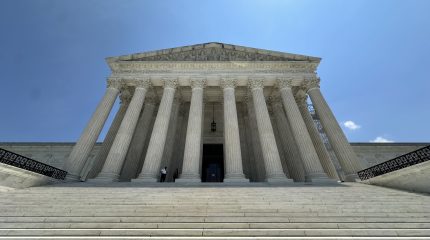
[202,144,224,182]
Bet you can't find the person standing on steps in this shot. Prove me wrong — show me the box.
[173,168,179,182]
[160,167,167,182]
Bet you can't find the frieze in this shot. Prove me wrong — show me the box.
[126,48,302,62]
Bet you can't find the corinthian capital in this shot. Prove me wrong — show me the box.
[305,77,320,91]
[190,77,206,89]
[276,77,294,90]
[220,77,237,89]
[248,77,264,90]
[107,78,122,89]
[163,78,179,89]
[135,78,152,89]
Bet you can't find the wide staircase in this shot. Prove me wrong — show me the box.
[0,182,429,239]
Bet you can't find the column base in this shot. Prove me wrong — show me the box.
[65,173,81,182]
[86,177,119,183]
[266,177,294,183]
[87,172,120,182]
[344,173,359,182]
[132,177,158,183]
[175,173,201,183]
[305,173,339,184]
[224,177,250,183]
[175,178,201,183]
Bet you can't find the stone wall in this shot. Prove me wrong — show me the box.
[0,143,101,169]
[0,142,428,172]
[350,143,429,168]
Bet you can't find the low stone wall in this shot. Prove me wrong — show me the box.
[361,161,430,194]
[0,163,60,189]
[351,143,429,168]
[0,143,101,169]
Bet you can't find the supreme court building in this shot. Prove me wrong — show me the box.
[63,42,363,184]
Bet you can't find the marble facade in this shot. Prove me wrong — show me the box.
[62,42,364,183]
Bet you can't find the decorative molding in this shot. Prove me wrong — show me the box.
[220,78,237,89]
[190,77,207,89]
[248,77,265,90]
[163,78,179,89]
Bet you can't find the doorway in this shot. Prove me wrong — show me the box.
[202,144,224,182]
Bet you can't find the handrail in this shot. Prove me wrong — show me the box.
[357,145,430,180]
[0,148,67,180]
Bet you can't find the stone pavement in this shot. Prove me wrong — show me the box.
[0,182,429,239]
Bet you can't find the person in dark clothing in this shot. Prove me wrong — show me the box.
[160,166,167,182]
[173,168,179,182]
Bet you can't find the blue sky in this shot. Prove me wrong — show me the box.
[0,0,429,143]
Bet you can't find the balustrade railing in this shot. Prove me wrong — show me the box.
[357,145,430,180]
[0,148,67,180]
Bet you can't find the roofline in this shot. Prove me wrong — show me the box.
[105,42,321,64]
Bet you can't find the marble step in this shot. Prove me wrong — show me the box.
[1,216,430,223]
[1,228,430,237]
[0,183,429,238]
[1,222,430,229]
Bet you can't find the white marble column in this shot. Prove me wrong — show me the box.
[119,97,157,180]
[248,78,290,182]
[92,80,151,181]
[246,96,266,181]
[135,110,157,177]
[237,103,251,179]
[63,79,121,181]
[177,78,205,182]
[160,96,181,180]
[271,98,306,182]
[167,104,186,181]
[175,105,190,177]
[135,78,178,182]
[221,78,248,183]
[295,89,339,180]
[84,91,130,180]
[277,78,331,182]
[306,78,363,181]
[268,103,291,179]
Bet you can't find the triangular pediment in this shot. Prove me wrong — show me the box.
[108,42,320,63]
